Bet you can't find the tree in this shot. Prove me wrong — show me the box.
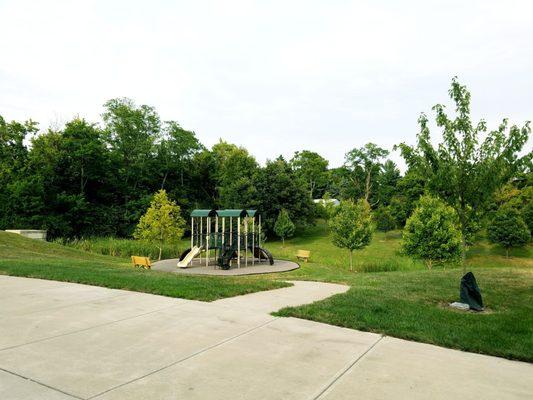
[134,190,185,260]
[388,171,425,227]
[376,160,400,206]
[253,156,315,232]
[290,150,329,199]
[522,201,533,235]
[402,195,463,269]
[273,209,295,246]
[318,192,338,228]
[374,206,396,232]
[157,121,202,189]
[488,206,530,257]
[330,199,373,271]
[397,78,531,258]
[345,143,389,203]
[211,140,258,208]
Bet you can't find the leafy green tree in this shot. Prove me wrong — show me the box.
[402,195,463,269]
[327,166,364,200]
[522,201,533,234]
[345,143,389,203]
[0,116,38,230]
[374,206,396,232]
[330,199,373,271]
[273,208,295,246]
[376,160,400,206]
[290,150,329,198]
[211,140,258,208]
[388,172,426,227]
[134,190,185,260]
[253,156,315,232]
[319,192,338,228]
[397,78,531,257]
[488,206,530,257]
[157,121,202,189]
[103,98,161,233]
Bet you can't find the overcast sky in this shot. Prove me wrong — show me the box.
[1,0,532,169]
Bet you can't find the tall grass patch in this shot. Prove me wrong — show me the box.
[54,237,184,260]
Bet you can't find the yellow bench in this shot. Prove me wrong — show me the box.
[296,250,310,262]
[131,256,151,269]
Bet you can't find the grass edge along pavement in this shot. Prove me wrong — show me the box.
[0,231,290,302]
[267,226,532,363]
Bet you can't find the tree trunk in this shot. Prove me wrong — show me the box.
[158,245,162,261]
[161,171,169,189]
[282,237,285,248]
[426,259,432,270]
[349,250,353,271]
[364,171,371,202]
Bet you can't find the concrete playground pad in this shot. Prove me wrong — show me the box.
[0,276,532,400]
[152,258,299,275]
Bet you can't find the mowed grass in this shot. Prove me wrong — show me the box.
[0,232,289,301]
[267,223,533,362]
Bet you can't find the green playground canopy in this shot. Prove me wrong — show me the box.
[190,209,257,218]
[215,209,248,218]
[190,209,217,217]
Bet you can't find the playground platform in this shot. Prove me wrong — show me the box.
[152,259,299,276]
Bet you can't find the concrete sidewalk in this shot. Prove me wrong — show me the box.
[0,276,531,399]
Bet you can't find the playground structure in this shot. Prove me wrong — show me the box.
[177,209,274,270]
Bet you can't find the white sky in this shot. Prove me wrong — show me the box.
[1,0,532,169]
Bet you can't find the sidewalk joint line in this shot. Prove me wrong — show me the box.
[87,317,279,399]
[312,335,385,400]
[0,367,83,399]
[0,302,186,352]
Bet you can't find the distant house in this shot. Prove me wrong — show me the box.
[313,198,340,206]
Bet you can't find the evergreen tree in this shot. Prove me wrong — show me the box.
[273,209,295,247]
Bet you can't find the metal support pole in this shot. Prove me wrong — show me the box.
[258,215,262,262]
[190,217,194,251]
[206,217,210,267]
[200,217,203,264]
[252,217,255,265]
[244,217,248,267]
[237,217,241,268]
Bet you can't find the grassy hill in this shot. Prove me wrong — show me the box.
[0,231,288,301]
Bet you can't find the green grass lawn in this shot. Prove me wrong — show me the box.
[2,223,532,362]
[266,223,533,362]
[0,231,289,301]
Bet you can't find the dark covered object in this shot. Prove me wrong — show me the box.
[460,272,484,311]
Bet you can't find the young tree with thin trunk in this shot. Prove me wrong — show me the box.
[330,199,373,271]
[274,208,295,247]
[134,190,185,260]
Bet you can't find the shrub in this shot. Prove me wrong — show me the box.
[488,206,530,257]
[402,195,463,269]
[374,206,396,232]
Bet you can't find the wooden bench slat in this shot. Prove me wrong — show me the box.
[131,256,151,269]
[296,250,310,262]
